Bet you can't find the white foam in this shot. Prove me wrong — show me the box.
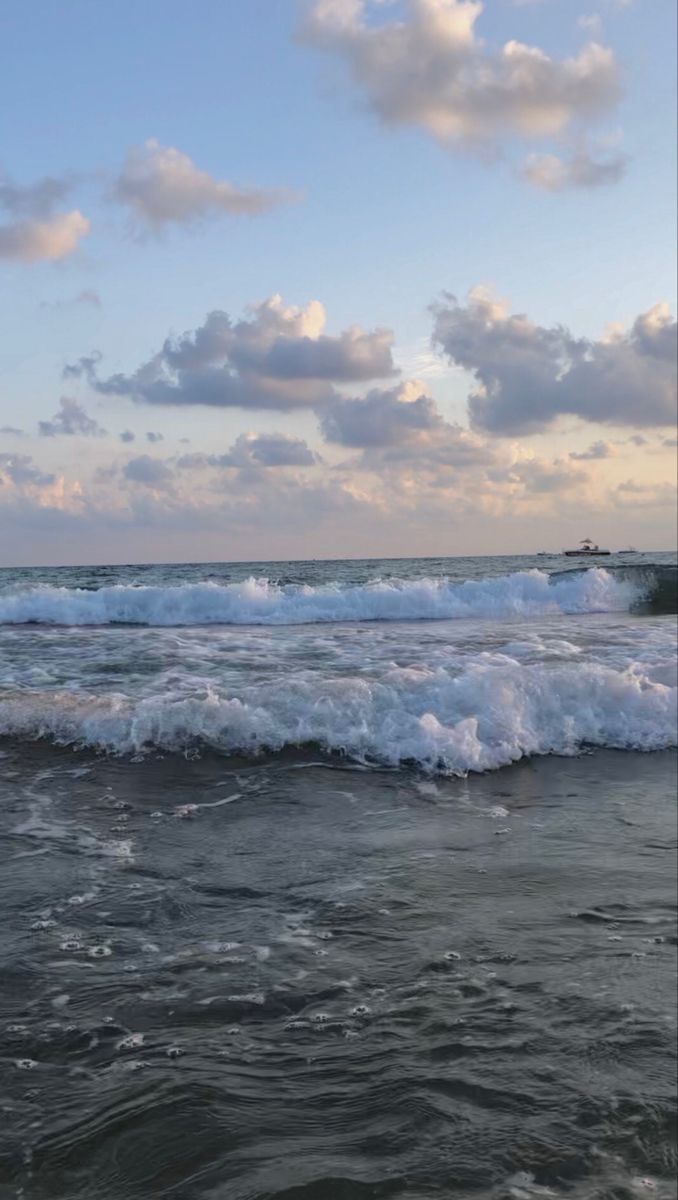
[0,655,674,773]
[0,568,641,627]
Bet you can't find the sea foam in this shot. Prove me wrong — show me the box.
[1,657,674,772]
[0,568,643,627]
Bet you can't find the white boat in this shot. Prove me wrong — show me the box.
[562,538,611,558]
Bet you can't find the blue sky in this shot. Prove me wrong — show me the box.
[0,0,676,564]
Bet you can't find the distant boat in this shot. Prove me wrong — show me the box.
[562,538,611,558]
[536,551,552,557]
[618,547,639,555]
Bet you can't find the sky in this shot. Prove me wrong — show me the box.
[0,0,676,566]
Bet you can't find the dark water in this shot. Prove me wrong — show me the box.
[1,745,676,1200]
[0,553,676,1198]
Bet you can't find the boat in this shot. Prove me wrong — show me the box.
[562,538,611,558]
[618,547,639,555]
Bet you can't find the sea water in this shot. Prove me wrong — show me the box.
[0,553,676,1198]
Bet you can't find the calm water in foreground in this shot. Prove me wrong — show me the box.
[0,554,676,1199]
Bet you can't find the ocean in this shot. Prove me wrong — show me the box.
[0,553,676,1200]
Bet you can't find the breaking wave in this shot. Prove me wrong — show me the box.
[0,566,671,627]
[0,657,674,772]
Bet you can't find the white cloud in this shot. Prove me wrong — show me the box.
[521,147,626,190]
[68,294,396,411]
[113,140,295,231]
[321,380,440,446]
[302,0,622,181]
[498,456,589,493]
[319,379,507,486]
[1,412,674,561]
[432,288,677,433]
[0,210,90,263]
[0,169,90,263]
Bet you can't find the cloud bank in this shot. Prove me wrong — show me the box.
[2,369,675,563]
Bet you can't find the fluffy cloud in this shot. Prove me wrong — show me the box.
[0,452,85,536]
[432,288,678,433]
[0,210,90,263]
[179,431,319,469]
[375,422,497,472]
[2,416,674,562]
[113,140,294,231]
[302,0,621,177]
[0,453,55,487]
[122,455,174,488]
[496,457,588,493]
[0,169,90,263]
[522,148,627,190]
[38,397,106,438]
[320,378,503,487]
[70,295,395,410]
[321,380,440,447]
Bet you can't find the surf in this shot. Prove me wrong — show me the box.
[1,654,674,771]
[1,565,673,627]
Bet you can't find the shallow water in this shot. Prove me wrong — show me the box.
[1,746,676,1200]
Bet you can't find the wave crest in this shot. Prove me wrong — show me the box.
[1,658,674,772]
[0,568,650,627]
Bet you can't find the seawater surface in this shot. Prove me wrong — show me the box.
[0,554,676,1199]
